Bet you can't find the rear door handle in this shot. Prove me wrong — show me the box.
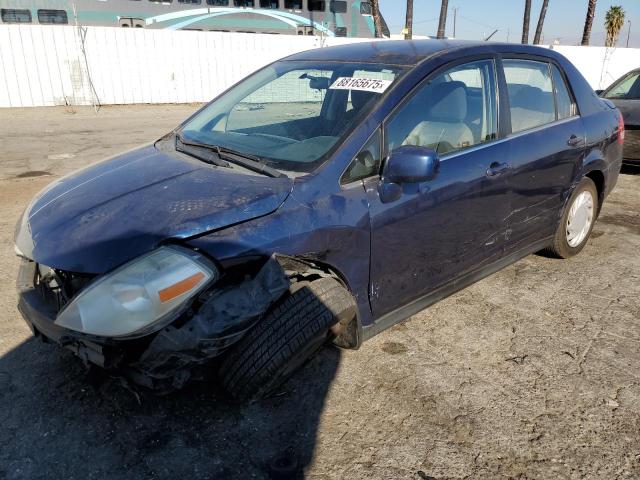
[567,134,584,147]
[486,161,510,177]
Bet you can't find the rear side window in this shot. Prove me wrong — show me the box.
[1,9,32,23]
[503,59,555,133]
[385,59,498,156]
[37,9,68,24]
[552,65,575,119]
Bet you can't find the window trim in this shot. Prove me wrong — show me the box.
[340,127,383,186]
[381,55,501,163]
[499,54,581,137]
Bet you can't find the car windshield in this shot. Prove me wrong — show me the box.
[179,61,406,173]
[604,71,640,99]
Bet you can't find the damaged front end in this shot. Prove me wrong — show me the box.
[17,252,290,393]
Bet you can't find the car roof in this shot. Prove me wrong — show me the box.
[284,40,554,66]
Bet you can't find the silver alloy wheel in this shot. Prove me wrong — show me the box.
[566,190,595,247]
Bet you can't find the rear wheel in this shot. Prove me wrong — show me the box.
[219,277,355,402]
[544,177,598,259]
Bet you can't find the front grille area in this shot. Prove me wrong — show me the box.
[33,264,95,313]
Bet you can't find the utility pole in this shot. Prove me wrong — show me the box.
[404,0,413,40]
[453,7,458,38]
[626,20,632,48]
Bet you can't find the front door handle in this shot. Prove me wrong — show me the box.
[486,161,510,177]
[567,134,584,147]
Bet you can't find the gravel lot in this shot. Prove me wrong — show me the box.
[0,105,639,480]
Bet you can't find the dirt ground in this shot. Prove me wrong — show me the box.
[0,105,639,480]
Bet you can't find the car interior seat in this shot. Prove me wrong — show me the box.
[402,81,474,155]
[509,84,555,132]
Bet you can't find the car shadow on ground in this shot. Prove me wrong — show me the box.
[0,335,341,479]
[621,163,640,175]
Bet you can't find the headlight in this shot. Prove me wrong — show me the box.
[55,246,217,337]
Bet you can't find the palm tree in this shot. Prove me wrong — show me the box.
[581,0,597,45]
[533,0,549,44]
[404,0,413,40]
[522,0,532,44]
[369,0,390,38]
[437,0,449,39]
[605,6,626,47]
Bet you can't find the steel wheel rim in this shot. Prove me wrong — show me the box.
[566,190,594,247]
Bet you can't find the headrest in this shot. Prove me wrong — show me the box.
[511,85,547,112]
[427,81,468,122]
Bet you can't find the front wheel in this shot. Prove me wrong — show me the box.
[219,277,356,402]
[544,177,598,259]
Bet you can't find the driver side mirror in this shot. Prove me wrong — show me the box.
[384,145,440,184]
[378,146,440,203]
[595,89,604,96]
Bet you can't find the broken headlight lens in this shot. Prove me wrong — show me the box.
[54,247,217,337]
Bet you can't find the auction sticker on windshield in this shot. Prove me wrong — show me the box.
[330,77,393,93]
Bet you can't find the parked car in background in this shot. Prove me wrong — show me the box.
[15,41,623,402]
[599,68,640,163]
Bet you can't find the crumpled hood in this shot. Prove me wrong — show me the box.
[15,144,293,273]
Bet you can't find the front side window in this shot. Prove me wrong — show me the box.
[37,9,68,24]
[285,0,302,9]
[342,129,381,184]
[552,65,575,119]
[1,9,32,23]
[180,61,405,173]
[503,59,555,133]
[605,72,640,99]
[386,60,498,156]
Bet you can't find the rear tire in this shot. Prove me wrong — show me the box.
[543,177,598,259]
[219,277,355,402]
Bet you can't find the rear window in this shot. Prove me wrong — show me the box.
[37,9,68,24]
[1,8,32,23]
[503,59,555,133]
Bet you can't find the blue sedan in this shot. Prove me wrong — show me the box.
[15,40,623,400]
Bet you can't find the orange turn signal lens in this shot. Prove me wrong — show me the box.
[158,272,205,303]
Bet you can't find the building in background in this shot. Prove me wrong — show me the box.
[0,0,382,37]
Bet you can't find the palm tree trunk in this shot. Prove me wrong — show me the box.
[437,0,449,39]
[369,0,385,38]
[581,0,597,45]
[533,0,549,44]
[522,0,532,44]
[404,0,413,40]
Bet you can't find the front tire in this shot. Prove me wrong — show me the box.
[544,177,598,259]
[219,277,355,402]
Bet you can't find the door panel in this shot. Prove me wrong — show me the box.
[501,59,584,248]
[367,58,511,319]
[366,141,511,318]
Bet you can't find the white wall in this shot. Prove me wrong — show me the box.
[551,45,640,91]
[1,24,639,108]
[0,25,369,108]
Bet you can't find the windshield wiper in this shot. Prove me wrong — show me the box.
[176,134,286,178]
[175,135,231,168]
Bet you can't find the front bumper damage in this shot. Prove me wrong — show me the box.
[17,255,290,392]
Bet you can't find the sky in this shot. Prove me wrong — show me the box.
[378,0,640,47]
